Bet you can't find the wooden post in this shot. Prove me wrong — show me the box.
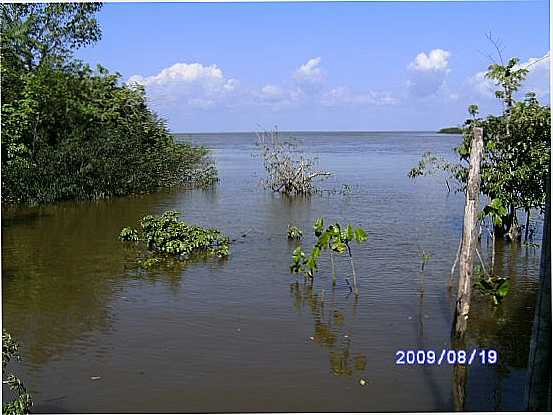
[452,127,484,339]
[526,175,551,411]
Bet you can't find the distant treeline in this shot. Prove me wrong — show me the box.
[1,4,216,206]
[438,127,464,134]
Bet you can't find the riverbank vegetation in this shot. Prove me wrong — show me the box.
[410,56,550,244]
[2,330,32,415]
[119,210,230,268]
[1,4,216,206]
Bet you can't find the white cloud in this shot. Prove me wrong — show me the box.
[407,49,451,98]
[127,62,239,109]
[321,87,399,107]
[408,49,451,72]
[129,57,399,116]
[294,57,324,83]
[468,70,494,98]
[259,84,285,100]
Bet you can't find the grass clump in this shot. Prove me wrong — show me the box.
[119,210,230,268]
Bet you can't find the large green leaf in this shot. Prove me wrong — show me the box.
[354,227,368,242]
[331,241,347,254]
[346,224,354,241]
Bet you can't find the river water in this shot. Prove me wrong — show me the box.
[2,131,543,412]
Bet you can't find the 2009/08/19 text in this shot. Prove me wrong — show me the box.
[395,349,498,366]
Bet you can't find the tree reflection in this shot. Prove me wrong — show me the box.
[289,281,367,378]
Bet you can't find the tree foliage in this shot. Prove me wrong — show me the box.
[409,56,550,238]
[1,4,216,206]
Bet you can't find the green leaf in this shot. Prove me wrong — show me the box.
[317,231,331,247]
[346,224,354,241]
[331,241,347,254]
[314,217,324,237]
[497,279,510,297]
[354,227,368,242]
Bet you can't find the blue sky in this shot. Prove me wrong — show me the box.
[77,1,550,132]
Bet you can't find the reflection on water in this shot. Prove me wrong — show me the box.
[2,132,544,412]
[290,281,367,378]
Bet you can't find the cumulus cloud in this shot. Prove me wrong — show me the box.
[294,57,325,83]
[408,49,451,72]
[129,57,399,117]
[407,49,451,98]
[127,62,239,109]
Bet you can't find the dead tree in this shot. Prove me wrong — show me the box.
[256,128,332,196]
[452,127,484,339]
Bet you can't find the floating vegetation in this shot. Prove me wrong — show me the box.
[119,210,230,269]
[474,266,510,305]
[287,224,303,240]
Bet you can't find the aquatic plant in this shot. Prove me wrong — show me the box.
[119,210,230,268]
[290,217,368,296]
[2,330,32,415]
[287,224,303,240]
[474,266,510,305]
[255,128,332,196]
[418,249,432,272]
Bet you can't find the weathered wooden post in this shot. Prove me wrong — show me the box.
[452,127,484,339]
[526,175,551,411]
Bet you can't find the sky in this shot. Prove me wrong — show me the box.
[76,1,551,133]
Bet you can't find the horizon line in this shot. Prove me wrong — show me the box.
[171,129,456,134]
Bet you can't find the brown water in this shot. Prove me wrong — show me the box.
[2,132,543,412]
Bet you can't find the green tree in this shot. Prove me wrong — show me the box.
[1,3,102,69]
[409,57,550,240]
[1,4,216,206]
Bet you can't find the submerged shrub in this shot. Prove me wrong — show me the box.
[120,210,230,268]
[255,128,332,196]
[291,217,368,296]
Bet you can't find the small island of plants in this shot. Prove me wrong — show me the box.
[437,127,464,134]
[119,210,230,268]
